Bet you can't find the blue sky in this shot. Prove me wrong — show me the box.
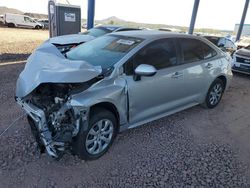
[1,0,249,30]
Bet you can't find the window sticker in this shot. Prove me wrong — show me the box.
[116,39,135,45]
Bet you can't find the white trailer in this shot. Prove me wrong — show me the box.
[4,13,43,29]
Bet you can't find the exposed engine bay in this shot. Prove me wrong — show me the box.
[16,79,99,159]
[53,43,80,54]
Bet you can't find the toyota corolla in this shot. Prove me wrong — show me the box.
[16,31,232,160]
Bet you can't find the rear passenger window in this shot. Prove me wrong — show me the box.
[180,38,217,63]
[202,42,217,59]
[180,39,204,63]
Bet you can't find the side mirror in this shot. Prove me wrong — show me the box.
[134,64,157,81]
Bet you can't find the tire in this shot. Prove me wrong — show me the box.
[7,23,15,28]
[35,25,40,30]
[73,107,118,160]
[203,78,225,109]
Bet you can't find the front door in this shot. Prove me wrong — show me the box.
[123,38,186,125]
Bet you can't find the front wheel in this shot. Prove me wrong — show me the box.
[203,78,225,109]
[73,107,118,160]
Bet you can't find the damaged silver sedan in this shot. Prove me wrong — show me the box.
[16,31,232,160]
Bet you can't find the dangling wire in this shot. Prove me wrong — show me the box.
[0,114,25,138]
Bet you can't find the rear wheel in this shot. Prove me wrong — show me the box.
[203,78,225,109]
[7,23,15,28]
[74,107,118,160]
[35,25,40,29]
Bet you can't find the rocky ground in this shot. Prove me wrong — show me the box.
[0,61,250,187]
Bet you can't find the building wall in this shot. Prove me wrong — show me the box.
[234,24,250,36]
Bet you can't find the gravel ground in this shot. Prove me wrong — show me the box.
[0,61,250,187]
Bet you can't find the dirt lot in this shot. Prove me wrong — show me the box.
[0,27,48,62]
[0,28,250,187]
[0,63,249,188]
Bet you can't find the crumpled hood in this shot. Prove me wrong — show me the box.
[235,48,250,57]
[48,33,95,45]
[16,42,102,98]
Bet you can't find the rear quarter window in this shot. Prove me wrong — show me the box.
[179,38,217,64]
[179,38,203,63]
[202,42,217,59]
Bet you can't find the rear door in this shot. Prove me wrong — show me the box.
[177,38,218,103]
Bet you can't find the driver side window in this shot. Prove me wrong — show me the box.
[124,39,177,75]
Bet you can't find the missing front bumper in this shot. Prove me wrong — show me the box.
[16,97,65,158]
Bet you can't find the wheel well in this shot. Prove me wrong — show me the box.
[89,102,120,125]
[217,75,227,89]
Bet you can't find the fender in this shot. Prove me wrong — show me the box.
[70,77,128,126]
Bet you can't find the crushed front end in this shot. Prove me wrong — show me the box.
[16,83,89,158]
[14,41,102,159]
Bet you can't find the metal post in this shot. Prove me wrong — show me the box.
[48,0,56,38]
[236,0,249,41]
[87,0,95,29]
[188,0,200,34]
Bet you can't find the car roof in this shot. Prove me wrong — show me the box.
[110,30,203,41]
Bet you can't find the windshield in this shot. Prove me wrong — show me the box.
[66,35,143,70]
[82,27,111,37]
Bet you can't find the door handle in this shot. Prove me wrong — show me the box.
[171,72,183,78]
[206,63,213,69]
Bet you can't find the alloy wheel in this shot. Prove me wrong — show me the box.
[209,83,223,106]
[85,119,114,155]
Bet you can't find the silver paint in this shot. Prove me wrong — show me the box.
[16,31,233,158]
